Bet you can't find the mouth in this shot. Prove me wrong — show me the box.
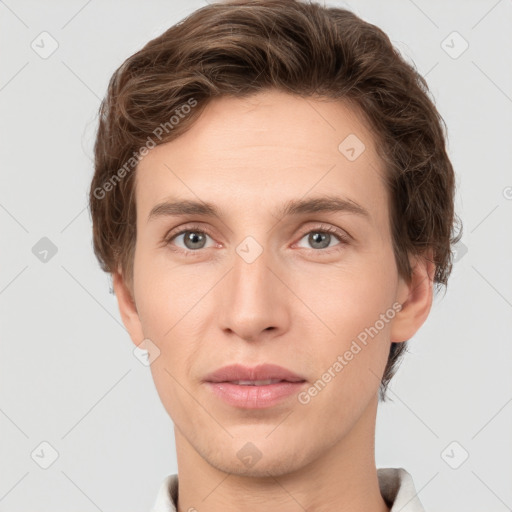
[203,364,307,409]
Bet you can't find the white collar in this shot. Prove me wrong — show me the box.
[150,467,426,511]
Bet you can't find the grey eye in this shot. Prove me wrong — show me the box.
[173,230,213,250]
[297,231,341,250]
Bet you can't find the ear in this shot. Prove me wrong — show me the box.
[390,250,436,343]
[112,269,145,347]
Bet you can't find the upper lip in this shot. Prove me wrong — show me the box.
[203,363,306,383]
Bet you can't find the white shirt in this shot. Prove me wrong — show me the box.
[151,467,426,511]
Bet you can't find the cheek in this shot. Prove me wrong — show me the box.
[133,245,199,337]
[134,255,204,419]
[298,244,398,337]
[132,249,211,389]
[294,244,398,390]
[299,273,395,426]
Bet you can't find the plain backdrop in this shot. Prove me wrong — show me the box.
[1,1,511,511]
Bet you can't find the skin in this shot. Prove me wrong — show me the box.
[113,89,434,512]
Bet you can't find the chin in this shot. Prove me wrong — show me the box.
[211,453,305,479]
[198,436,313,479]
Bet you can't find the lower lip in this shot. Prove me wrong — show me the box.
[205,381,306,409]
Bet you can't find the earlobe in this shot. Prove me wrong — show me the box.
[112,270,145,347]
[390,251,435,343]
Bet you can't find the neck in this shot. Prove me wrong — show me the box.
[174,394,389,512]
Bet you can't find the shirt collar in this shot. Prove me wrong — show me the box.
[151,467,426,512]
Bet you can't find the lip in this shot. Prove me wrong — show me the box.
[203,363,306,383]
[203,364,307,409]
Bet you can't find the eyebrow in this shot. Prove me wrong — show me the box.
[147,195,370,223]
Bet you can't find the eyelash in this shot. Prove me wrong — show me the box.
[163,223,350,257]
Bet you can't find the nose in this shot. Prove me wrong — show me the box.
[216,246,290,343]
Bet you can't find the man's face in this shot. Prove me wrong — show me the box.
[124,90,410,476]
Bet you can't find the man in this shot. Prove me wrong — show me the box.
[89,1,461,510]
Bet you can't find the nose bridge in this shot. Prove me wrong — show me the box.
[231,238,274,306]
[218,236,287,340]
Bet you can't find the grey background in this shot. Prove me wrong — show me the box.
[1,0,511,510]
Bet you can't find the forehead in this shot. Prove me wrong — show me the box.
[135,90,387,224]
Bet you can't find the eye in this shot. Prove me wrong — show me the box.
[164,224,216,253]
[295,225,349,252]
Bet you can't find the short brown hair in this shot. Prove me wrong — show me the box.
[89,0,462,401]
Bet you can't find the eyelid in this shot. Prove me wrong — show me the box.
[295,222,350,243]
